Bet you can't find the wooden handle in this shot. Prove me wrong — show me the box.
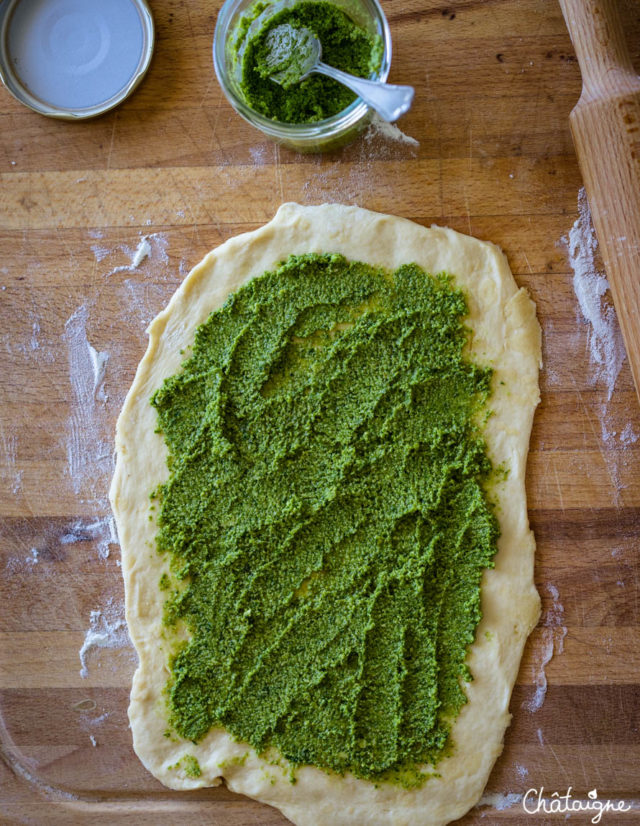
[559,0,640,404]
[557,0,637,100]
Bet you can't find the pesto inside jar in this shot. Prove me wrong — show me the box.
[152,253,499,788]
[232,0,383,123]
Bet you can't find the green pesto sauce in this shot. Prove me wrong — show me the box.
[169,755,202,778]
[234,1,382,123]
[152,253,499,786]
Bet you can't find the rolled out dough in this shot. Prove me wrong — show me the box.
[110,203,541,826]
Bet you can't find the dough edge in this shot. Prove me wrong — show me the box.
[109,202,542,826]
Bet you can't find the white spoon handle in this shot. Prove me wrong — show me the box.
[315,62,414,122]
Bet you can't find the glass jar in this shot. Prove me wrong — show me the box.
[213,0,392,153]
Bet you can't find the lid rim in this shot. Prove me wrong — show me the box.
[0,0,155,120]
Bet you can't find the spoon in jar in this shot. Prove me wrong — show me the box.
[262,24,414,122]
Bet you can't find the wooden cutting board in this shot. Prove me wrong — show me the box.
[1,1,639,823]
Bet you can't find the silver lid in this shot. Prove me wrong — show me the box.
[0,0,154,119]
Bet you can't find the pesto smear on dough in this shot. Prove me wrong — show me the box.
[152,253,499,786]
[233,1,382,122]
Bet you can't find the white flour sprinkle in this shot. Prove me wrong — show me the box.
[478,792,523,812]
[620,423,639,445]
[365,113,419,146]
[134,232,169,264]
[64,305,111,498]
[91,245,111,263]
[563,188,637,497]
[89,347,109,402]
[302,161,371,207]
[302,116,418,205]
[98,515,118,560]
[30,319,41,350]
[103,232,169,276]
[250,145,269,165]
[60,515,118,560]
[525,584,566,713]
[565,188,626,401]
[4,547,39,574]
[89,735,97,747]
[516,763,529,780]
[131,236,152,268]
[79,599,130,678]
[0,426,17,469]
[0,423,22,494]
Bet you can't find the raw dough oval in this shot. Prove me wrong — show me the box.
[110,203,541,826]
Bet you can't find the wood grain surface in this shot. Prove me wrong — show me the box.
[1,1,640,824]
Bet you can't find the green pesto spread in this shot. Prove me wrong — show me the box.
[233,0,382,123]
[169,754,202,778]
[152,253,499,786]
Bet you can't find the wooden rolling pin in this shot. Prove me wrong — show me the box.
[558,0,640,404]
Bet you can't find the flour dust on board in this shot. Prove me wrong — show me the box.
[564,187,639,492]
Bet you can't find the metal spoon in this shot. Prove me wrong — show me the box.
[263,24,414,123]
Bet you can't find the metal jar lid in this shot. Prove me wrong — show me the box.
[0,0,154,119]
